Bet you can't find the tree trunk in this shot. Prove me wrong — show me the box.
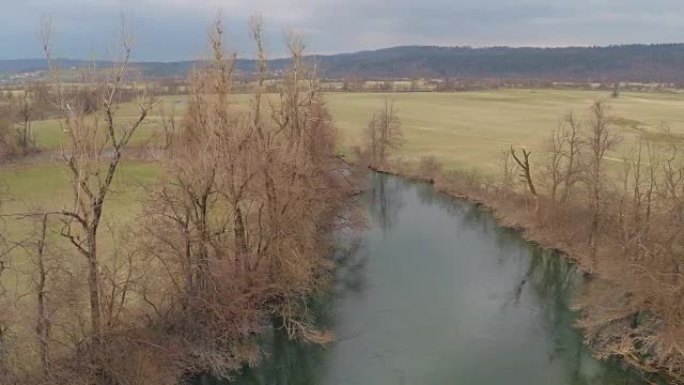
[234,205,248,276]
[86,226,102,340]
[36,214,51,376]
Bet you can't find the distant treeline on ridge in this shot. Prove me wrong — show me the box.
[3,44,684,83]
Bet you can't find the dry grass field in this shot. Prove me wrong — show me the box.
[327,90,684,173]
[4,89,684,209]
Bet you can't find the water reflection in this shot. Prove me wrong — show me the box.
[208,236,366,385]
[215,173,655,385]
[366,172,405,232]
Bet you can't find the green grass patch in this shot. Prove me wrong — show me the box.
[1,161,160,212]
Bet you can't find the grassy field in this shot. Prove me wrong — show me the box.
[27,89,684,174]
[328,90,684,173]
[6,88,684,211]
[1,161,159,213]
[0,161,160,256]
[0,161,160,310]
[28,94,189,149]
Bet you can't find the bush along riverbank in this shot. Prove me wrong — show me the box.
[369,151,683,384]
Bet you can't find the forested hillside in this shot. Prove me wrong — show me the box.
[4,44,684,82]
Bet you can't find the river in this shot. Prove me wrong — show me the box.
[204,173,654,385]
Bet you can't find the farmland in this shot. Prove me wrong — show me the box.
[12,89,684,176]
[3,88,684,256]
[4,88,683,274]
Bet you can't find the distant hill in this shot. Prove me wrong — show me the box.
[311,45,684,83]
[0,59,92,74]
[3,44,684,83]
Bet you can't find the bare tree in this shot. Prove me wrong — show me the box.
[510,146,536,196]
[365,100,402,167]
[135,16,351,378]
[545,113,583,203]
[611,82,621,98]
[0,219,12,383]
[510,146,539,218]
[12,85,37,152]
[42,18,156,340]
[157,101,176,150]
[583,101,619,268]
[34,214,51,377]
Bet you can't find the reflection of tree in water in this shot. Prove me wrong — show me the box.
[207,327,325,385]
[200,236,369,385]
[416,183,528,266]
[367,173,405,232]
[434,186,660,385]
[416,182,470,218]
[506,246,659,385]
[415,182,502,240]
[505,247,577,308]
[331,236,369,296]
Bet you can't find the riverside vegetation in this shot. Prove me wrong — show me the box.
[0,16,359,385]
[363,99,684,383]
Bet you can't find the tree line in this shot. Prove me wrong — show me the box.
[8,43,684,83]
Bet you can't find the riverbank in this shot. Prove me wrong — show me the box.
[369,162,683,384]
[219,171,654,385]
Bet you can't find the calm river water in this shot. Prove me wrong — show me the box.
[205,173,653,385]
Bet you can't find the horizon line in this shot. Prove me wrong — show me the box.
[2,42,684,63]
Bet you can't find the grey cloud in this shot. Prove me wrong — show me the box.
[2,0,684,60]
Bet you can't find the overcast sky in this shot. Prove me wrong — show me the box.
[3,0,684,61]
